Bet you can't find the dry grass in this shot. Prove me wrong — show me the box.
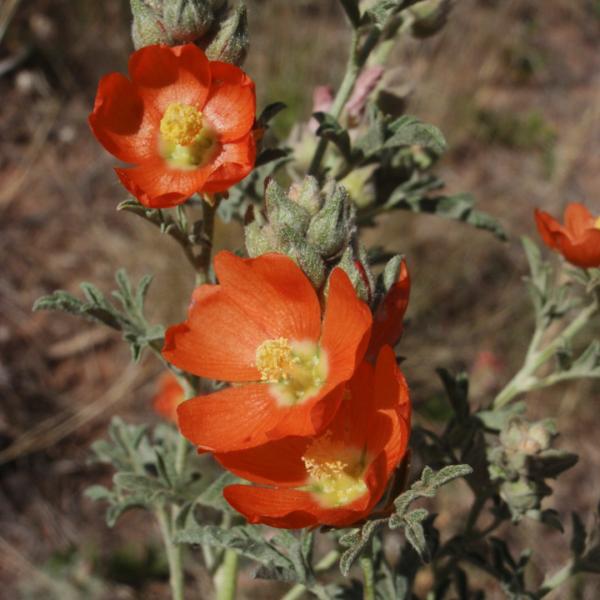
[0,0,599,597]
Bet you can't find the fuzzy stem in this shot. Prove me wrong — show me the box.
[493,300,598,409]
[215,549,239,600]
[360,553,376,600]
[308,25,380,181]
[156,505,185,600]
[280,549,340,600]
[196,198,219,285]
[308,31,360,177]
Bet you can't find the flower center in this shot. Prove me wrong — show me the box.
[254,338,328,406]
[595,217,600,230]
[159,102,217,169]
[160,103,204,145]
[301,434,368,508]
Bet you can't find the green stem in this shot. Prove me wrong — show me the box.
[308,32,361,177]
[196,198,219,285]
[215,549,239,600]
[156,505,185,600]
[315,23,380,178]
[360,554,376,600]
[280,550,340,600]
[493,301,598,409]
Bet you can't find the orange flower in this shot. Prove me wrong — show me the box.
[219,346,411,529]
[163,251,372,453]
[152,373,185,423]
[535,203,600,268]
[367,259,410,361]
[89,44,256,208]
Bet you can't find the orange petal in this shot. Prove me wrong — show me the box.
[89,73,157,164]
[201,134,256,194]
[328,361,376,448]
[214,251,322,342]
[224,484,372,528]
[162,285,265,382]
[177,384,284,452]
[152,373,184,423]
[266,383,345,441]
[203,61,256,142]
[558,229,600,268]
[373,347,411,472]
[367,259,410,360]
[215,437,310,487]
[564,202,594,237]
[224,485,321,528]
[128,44,211,114]
[320,269,372,383]
[115,158,212,208]
[177,382,344,453]
[534,208,564,251]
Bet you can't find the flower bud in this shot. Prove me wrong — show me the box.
[288,176,322,217]
[383,255,404,292]
[163,0,215,42]
[338,246,372,303]
[500,479,539,517]
[282,232,326,289]
[131,0,171,49]
[340,165,377,209]
[245,221,278,257]
[408,0,452,39]
[307,181,356,259]
[265,179,312,237]
[205,2,249,65]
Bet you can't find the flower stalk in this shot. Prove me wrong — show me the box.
[494,300,598,408]
[215,548,239,600]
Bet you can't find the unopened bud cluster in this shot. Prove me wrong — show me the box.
[131,0,248,65]
[245,177,369,293]
[487,418,576,522]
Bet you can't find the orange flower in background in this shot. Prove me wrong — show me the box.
[89,44,256,208]
[535,203,600,268]
[219,346,411,529]
[152,373,184,423]
[367,259,410,361]
[163,251,372,453]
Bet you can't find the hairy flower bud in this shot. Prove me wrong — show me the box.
[131,0,171,49]
[163,0,215,42]
[283,232,326,288]
[245,221,278,257]
[307,181,356,259]
[130,0,230,49]
[265,180,311,237]
[340,165,377,209]
[205,2,249,65]
[383,255,404,292]
[338,246,372,303]
[408,0,452,39]
[288,176,322,217]
[244,176,363,290]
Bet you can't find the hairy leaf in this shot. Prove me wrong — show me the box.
[313,112,352,160]
[385,115,447,155]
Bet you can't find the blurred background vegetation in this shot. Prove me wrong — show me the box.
[0,0,599,597]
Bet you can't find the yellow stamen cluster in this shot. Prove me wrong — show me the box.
[255,338,296,382]
[254,338,328,406]
[594,217,600,230]
[160,102,204,146]
[302,434,368,507]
